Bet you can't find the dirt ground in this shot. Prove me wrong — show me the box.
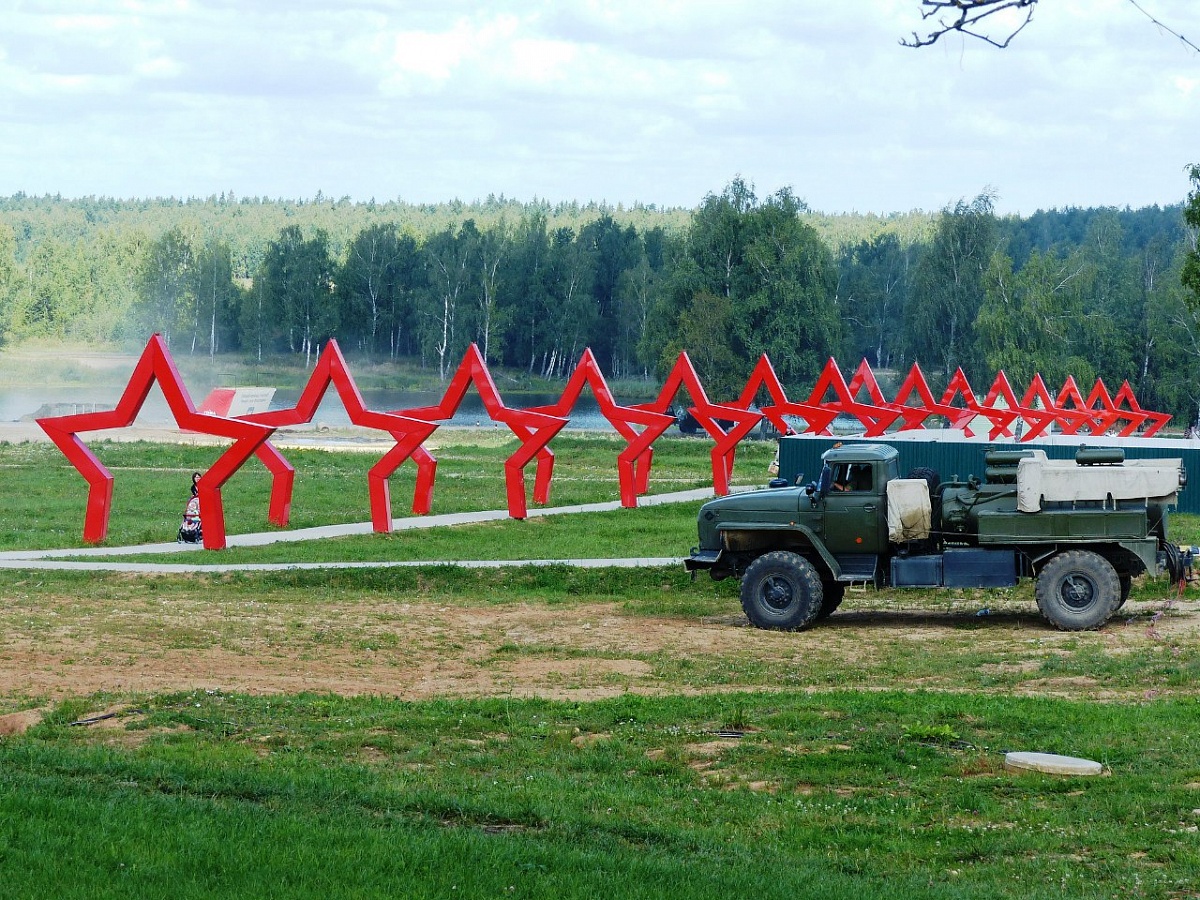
[0,585,1194,703]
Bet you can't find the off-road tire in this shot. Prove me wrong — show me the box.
[1116,574,1132,610]
[1035,550,1121,631]
[816,582,846,620]
[740,551,824,631]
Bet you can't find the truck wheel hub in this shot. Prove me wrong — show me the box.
[762,576,794,610]
[1060,574,1095,609]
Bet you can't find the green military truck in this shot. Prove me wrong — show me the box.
[685,443,1186,631]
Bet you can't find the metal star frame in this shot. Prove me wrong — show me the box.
[39,337,1175,549]
[396,344,568,519]
[37,334,275,549]
[241,339,440,534]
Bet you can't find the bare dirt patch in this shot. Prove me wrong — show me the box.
[0,585,1194,702]
[0,707,47,735]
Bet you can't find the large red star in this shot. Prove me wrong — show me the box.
[1112,380,1170,437]
[241,339,440,534]
[975,371,1057,441]
[636,352,761,497]
[527,349,675,507]
[397,344,568,519]
[37,334,275,550]
[735,355,838,437]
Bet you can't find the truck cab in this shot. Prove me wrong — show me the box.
[687,444,900,587]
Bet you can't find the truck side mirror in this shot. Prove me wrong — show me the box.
[816,463,833,499]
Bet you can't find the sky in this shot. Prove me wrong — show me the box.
[1,0,1198,216]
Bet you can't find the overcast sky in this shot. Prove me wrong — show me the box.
[2,0,1197,215]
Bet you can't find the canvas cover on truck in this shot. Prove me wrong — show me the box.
[1016,450,1181,513]
[887,478,932,542]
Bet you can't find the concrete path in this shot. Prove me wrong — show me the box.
[0,487,718,573]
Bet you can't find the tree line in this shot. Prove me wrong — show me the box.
[1,179,1198,425]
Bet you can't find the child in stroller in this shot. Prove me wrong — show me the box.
[178,472,202,544]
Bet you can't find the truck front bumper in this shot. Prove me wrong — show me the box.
[684,548,724,574]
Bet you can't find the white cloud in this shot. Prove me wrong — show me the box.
[0,0,1197,212]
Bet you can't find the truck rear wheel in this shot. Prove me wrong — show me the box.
[740,551,824,631]
[1116,574,1132,610]
[1035,550,1121,631]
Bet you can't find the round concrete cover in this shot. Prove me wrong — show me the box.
[1004,751,1104,776]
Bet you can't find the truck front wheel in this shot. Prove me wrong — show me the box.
[740,551,824,631]
[1035,550,1121,631]
[816,582,845,620]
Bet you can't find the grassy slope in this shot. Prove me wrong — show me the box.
[2,691,1197,899]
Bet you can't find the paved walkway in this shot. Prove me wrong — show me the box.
[0,487,718,573]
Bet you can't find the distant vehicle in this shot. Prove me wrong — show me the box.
[685,443,1186,632]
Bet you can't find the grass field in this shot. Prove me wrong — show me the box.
[0,436,1198,898]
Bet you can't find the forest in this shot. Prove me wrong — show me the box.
[0,178,1198,424]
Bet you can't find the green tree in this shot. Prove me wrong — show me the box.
[135,226,194,347]
[904,193,997,378]
[579,214,641,374]
[473,220,510,364]
[616,254,660,379]
[189,240,240,358]
[0,223,16,344]
[671,290,741,398]
[7,238,94,342]
[420,220,480,379]
[975,248,1090,389]
[1182,164,1200,309]
[837,232,913,369]
[648,179,839,391]
[540,226,598,378]
[1073,211,1138,385]
[499,212,553,373]
[254,225,336,366]
[731,189,840,385]
[338,223,420,357]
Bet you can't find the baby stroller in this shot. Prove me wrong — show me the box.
[178,478,203,544]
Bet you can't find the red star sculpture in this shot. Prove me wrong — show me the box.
[527,349,674,507]
[397,344,568,519]
[844,360,906,436]
[37,334,276,550]
[241,339,440,534]
[1055,376,1099,436]
[975,371,1055,441]
[1112,380,1170,437]
[735,354,838,436]
[804,358,903,436]
[936,368,987,436]
[637,352,761,497]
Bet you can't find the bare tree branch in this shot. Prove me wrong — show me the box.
[901,0,1037,49]
[902,0,1200,53]
[1126,0,1200,55]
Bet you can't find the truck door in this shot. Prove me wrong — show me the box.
[823,461,887,555]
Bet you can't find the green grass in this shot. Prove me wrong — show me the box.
[0,434,773,553]
[0,691,1197,898]
[2,437,1200,897]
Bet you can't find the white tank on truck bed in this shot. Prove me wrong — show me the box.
[1016,449,1181,513]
